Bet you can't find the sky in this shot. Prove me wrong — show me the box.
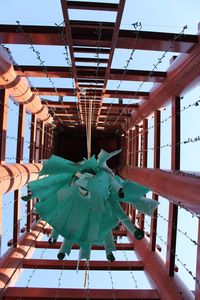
[0,0,200,293]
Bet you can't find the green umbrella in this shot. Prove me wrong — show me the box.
[23,149,159,261]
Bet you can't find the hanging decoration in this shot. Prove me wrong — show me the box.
[22,149,159,262]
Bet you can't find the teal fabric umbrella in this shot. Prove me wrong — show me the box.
[23,149,159,261]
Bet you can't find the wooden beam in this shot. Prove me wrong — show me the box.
[42,100,138,110]
[34,241,134,250]
[14,65,166,82]
[0,163,41,194]
[32,87,149,99]
[121,166,200,214]
[2,287,160,299]
[23,259,144,270]
[43,227,127,237]
[0,25,197,52]
[67,1,119,11]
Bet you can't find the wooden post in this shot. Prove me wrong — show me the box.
[27,115,37,232]
[39,121,44,161]
[13,104,25,247]
[139,119,148,230]
[195,219,200,299]
[166,96,180,276]
[150,110,160,251]
[0,89,9,256]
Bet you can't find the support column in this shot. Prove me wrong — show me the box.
[0,89,8,164]
[27,115,37,232]
[195,219,200,299]
[139,119,148,230]
[127,129,131,166]
[13,104,25,247]
[39,121,44,162]
[133,125,139,167]
[166,97,180,276]
[128,233,194,300]
[0,221,45,294]
[131,125,139,223]
[150,110,160,251]
[130,129,135,167]
[0,89,9,256]
[43,126,48,159]
[29,114,37,164]
[35,121,40,163]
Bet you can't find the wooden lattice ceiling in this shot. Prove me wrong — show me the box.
[0,0,198,131]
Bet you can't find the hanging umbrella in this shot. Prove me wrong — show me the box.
[23,149,159,261]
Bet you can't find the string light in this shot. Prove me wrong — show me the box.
[25,248,47,288]
[1,208,34,241]
[145,219,200,288]
[158,213,200,247]
[103,22,142,128]
[128,96,200,155]
[112,25,188,127]
[0,97,54,142]
[85,261,90,300]
[93,22,103,125]
[55,22,81,124]
[108,263,116,300]
[0,221,47,298]
[15,21,70,125]
[120,240,139,289]
[55,256,66,300]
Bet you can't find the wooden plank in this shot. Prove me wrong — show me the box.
[23,259,144,270]
[34,241,134,250]
[0,25,197,52]
[31,87,149,99]
[2,287,160,299]
[14,65,166,82]
[43,227,127,237]
[67,1,119,11]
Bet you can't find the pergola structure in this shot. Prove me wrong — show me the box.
[0,1,200,299]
